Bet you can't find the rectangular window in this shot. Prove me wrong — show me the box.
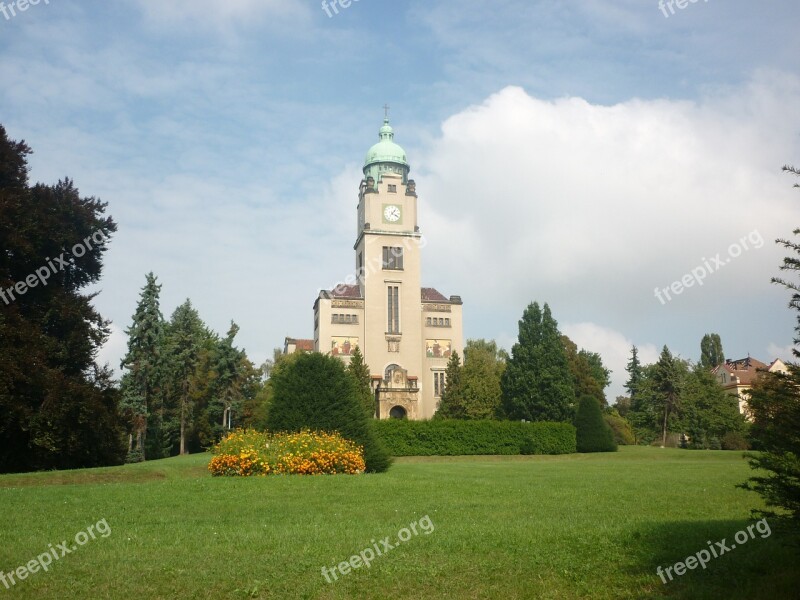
[434,372,446,397]
[387,286,400,333]
[426,317,431,326]
[445,318,450,327]
[388,184,397,193]
[382,246,404,270]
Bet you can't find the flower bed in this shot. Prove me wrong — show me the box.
[208,429,365,476]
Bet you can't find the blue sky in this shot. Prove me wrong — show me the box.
[2,0,799,399]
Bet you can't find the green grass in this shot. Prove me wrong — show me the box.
[0,447,796,599]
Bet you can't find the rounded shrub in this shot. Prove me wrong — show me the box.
[575,395,617,453]
[266,352,391,473]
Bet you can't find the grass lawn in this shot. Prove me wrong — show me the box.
[0,446,797,599]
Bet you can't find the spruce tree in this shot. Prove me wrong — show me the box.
[625,346,644,400]
[347,345,374,418]
[653,345,681,447]
[501,302,574,422]
[163,300,207,455]
[266,352,391,473]
[120,272,164,461]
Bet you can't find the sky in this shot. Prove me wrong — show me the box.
[1,0,799,401]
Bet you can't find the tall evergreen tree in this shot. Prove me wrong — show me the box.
[435,350,464,418]
[625,346,644,400]
[163,300,207,455]
[501,302,574,422]
[652,345,682,447]
[212,321,250,434]
[699,333,725,369]
[120,273,164,461]
[0,125,125,472]
[347,345,374,418]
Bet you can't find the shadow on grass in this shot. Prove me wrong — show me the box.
[627,517,799,599]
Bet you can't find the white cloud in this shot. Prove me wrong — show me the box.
[766,342,795,363]
[96,322,127,375]
[562,322,658,401]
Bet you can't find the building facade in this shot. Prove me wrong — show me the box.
[310,117,464,419]
[712,356,788,417]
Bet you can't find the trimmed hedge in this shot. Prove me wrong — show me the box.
[374,419,576,456]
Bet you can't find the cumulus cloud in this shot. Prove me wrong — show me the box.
[562,322,659,401]
[414,75,799,378]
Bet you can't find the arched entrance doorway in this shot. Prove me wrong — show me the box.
[389,405,407,419]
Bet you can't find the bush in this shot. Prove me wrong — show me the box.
[575,395,617,453]
[721,430,751,451]
[208,429,365,476]
[374,419,576,456]
[266,352,391,473]
[603,410,635,445]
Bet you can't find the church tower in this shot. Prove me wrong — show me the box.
[311,115,463,419]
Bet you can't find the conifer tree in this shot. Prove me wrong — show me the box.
[435,350,464,418]
[120,272,164,461]
[501,302,574,422]
[625,346,644,400]
[347,345,374,418]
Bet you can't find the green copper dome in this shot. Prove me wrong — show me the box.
[363,118,410,183]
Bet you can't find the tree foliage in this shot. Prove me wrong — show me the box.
[0,125,126,472]
[435,350,464,419]
[119,272,164,461]
[347,345,374,418]
[436,341,507,420]
[699,333,725,369]
[742,164,800,533]
[266,352,391,473]
[625,346,644,400]
[562,335,609,407]
[575,395,617,453]
[501,302,574,422]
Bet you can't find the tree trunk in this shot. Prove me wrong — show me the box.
[661,407,668,447]
[180,396,186,455]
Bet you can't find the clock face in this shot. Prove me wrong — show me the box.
[383,204,402,223]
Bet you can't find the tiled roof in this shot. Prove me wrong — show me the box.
[294,339,315,352]
[714,357,770,386]
[421,287,448,302]
[330,284,363,299]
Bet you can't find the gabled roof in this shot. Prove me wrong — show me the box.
[714,357,770,386]
[330,284,363,299]
[421,287,449,302]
